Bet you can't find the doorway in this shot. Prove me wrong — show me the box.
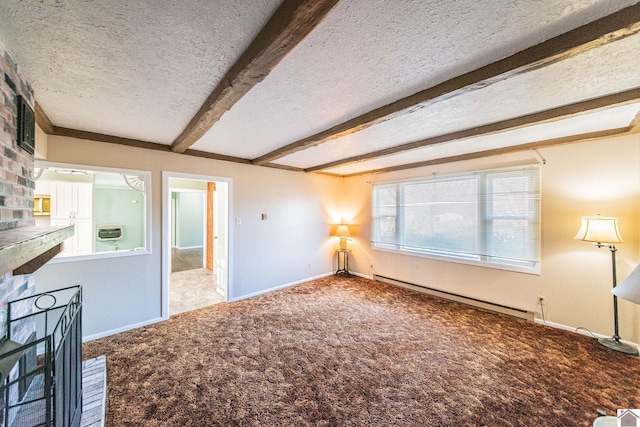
[162,172,232,318]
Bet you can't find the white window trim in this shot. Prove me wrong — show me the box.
[35,161,152,262]
[371,165,541,275]
[372,243,540,275]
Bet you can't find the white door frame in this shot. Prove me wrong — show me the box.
[162,171,233,319]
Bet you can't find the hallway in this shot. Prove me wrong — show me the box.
[170,248,225,315]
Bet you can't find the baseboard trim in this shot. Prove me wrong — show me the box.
[173,245,204,250]
[535,319,640,355]
[229,272,334,302]
[374,274,535,322]
[82,316,165,342]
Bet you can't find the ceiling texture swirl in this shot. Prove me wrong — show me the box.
[1,0,639,176]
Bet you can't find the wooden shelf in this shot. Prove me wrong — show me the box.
[0,225,74,276]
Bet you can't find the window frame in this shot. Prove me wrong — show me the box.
[34,161,152,263]
[371,165,541,275]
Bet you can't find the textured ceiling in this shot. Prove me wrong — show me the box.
[0,0,639,176]
[276,33,640,170]
[0,0,283,143]
[323,102,640,175]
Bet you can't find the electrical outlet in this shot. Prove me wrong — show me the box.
[308,262,312,269]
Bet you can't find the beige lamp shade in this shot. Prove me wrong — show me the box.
[613,263,640,304]
[573,215,623,244]
[335,224,351,237]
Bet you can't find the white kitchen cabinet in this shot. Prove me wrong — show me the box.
[47,181,94,256]
[34,180,52,196]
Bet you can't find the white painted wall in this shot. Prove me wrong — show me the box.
[35,132,639,346]
[35,135,343,339]
[342,133,640,345]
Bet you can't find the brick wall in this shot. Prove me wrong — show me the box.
[0,274,35,341]
[0,41,36,342]
[0,41,35,231]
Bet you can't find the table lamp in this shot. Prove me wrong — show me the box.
[335,224,351,250]
[613,262,640,305]
[612,264,640,356]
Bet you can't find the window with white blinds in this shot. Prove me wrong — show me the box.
[371,165,541,273]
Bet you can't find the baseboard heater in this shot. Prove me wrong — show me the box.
[374,274,535,322]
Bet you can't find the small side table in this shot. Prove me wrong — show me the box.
[335,249,352,276]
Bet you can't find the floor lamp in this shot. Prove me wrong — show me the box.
[574,215,638,355]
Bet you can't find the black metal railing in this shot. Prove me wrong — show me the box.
[0,286,82,427]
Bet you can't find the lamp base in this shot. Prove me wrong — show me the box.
[598,337,639,355]
[339,237,348,251]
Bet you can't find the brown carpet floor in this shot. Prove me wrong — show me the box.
[83,276,640,426]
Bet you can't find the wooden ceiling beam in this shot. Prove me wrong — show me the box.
[52,127,252,163]
[170,0,340,154]
[34,101,54,134]
[53,127,173,153]
[253,3,640,165]
[48,126,304,170]
[341,128,629,177]
[304,88,640,172]
[628,110,640,133]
